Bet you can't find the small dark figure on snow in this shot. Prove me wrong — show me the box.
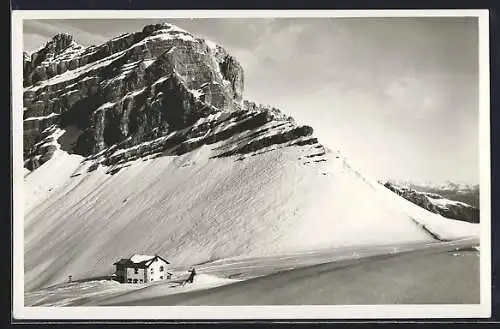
[185,268,196,285]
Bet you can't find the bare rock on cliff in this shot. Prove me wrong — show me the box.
[23,23,319,169]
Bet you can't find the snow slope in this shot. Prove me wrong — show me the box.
[24,141,479,292]
[25,238,479,306]
[24,280,142,307]
[25,274,240,307]
[24,127,85,216]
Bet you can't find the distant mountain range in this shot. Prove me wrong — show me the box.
[385,180,479,208]
[381,180,480,223]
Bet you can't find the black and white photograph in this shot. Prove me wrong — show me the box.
[12,10,491,320]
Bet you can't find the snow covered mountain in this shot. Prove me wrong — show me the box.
[381,181,480,223]
[23,23,479,293]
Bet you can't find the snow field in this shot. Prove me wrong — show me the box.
[24,141,478,292]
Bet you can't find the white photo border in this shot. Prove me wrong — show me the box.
[11,9,492,320]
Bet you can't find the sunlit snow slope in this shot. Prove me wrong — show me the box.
[24,140,478,291]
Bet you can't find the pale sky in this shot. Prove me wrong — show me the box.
[23,17,480,184]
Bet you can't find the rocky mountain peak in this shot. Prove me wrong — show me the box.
[48,33,75,53]
[142,22,190,36]
[23,22,317,174]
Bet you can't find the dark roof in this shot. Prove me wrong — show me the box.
[155,255,171,265]
[113,255,170,268]
[113,258,147,268]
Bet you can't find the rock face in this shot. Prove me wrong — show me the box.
[382,182,480,223]
[23,23,320,170]
[24,33,83,86]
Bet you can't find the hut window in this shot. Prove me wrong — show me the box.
[134,268,139,274]
[160,276,163,280]
[160,266,164,272]
[133,279,138,283]
[128,279,132,283]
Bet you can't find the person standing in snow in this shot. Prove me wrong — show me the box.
[185,268,196,284]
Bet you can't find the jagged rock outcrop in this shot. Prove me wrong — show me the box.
[23,23,319,171]
[382,182,480,223]
[24,33,82,85]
